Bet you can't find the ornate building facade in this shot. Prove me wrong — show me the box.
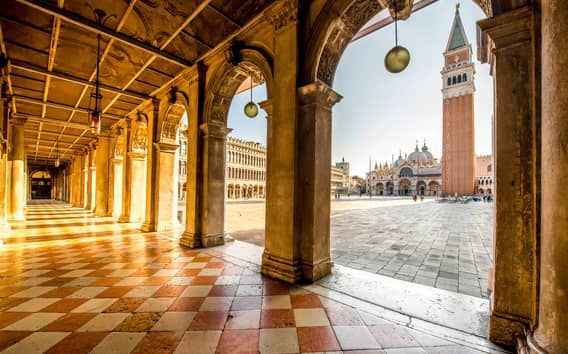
[367,142,442,196]
[441,5,476,196]
[475,155,494,195]
[226,136,266,200]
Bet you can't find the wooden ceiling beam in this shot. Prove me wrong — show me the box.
[36,0,63,160]
[11,60,149,101]
[16,113,91,130]
[49,0,138,157]
[13,94,122,120]
[15,0,193,68]
[103,0,213,114]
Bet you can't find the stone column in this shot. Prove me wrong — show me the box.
[261,0,303,283]
[141,101,159,232]
[129,153,146,223]
[297,82,342,281]
[0,81,10,232]
[85,148,95,210]
[181,68,204,247]
[112,157,122,217]
[181,122,231,247]
[478,7,539,347]
[8,117,26,220]
[95,135,111,217]
[533,1,568,352]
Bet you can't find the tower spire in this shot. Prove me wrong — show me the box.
[445,3,469,52]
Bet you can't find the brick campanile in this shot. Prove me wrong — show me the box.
[441,4,475,196]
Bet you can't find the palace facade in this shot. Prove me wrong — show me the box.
[226,136,266,200]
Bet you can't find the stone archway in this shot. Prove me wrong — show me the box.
[300,0,539,348]
[181,47,274,249]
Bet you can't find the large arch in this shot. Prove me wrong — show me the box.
[180,47,274,249]
[299,0,539,348]
[303,0,495,86]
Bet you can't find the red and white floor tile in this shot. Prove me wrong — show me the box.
[0,202,493,353]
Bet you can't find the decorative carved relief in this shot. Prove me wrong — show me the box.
[317,0,385,86]
[132,121,148,153]
[209,94,231,123]
[114,136,124,158]
[264,0,298,33]
[473,0,493,17]
[160,103,185,143]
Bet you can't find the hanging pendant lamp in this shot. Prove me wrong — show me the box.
[54,138,60,167]
[243,74,258,119]
[90,9,105,135]
[384,6,410,73]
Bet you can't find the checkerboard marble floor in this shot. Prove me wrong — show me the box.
[0,201,503,353]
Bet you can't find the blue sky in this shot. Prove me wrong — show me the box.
[226,0,492,177]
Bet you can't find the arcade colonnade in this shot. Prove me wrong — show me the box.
[0,0,566,352]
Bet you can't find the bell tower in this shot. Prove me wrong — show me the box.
[441,4,475,196]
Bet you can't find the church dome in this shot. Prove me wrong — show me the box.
[408,144,427,163]
[421,143,434,160]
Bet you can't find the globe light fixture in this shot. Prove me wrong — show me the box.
[385,8,410,73]
[243,75,258,119]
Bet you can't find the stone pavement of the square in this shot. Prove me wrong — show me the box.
[330,200,493,298]
[226,199,494,299]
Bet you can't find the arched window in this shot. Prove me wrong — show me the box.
[399,167,413,178]
[487,164,492,173]
[457,75,462,83]
[452,76,456,85]
[462,73,467,82]
[447,77,451,86]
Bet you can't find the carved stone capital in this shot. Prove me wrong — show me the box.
[264,0,298,34]
[10,116,26,126]
[127,151,146,160]
[298,82,343,108]
[477,6,532,63]
[155,142,179,154]
[200,122,232,140]
[259,100,273,119]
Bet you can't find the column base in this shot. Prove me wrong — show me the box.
[118,216,131,223]
[179,232,201,248]
[261,251,303,284]
[140,223,156,232]
[8,214,25,221]
[301,257,333,282]
[180,232,225,248]
[489,310,529,348]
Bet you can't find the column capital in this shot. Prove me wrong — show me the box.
[200,122,232,140]
[298,81,343,108]
[477,6,532,62]
[10,116,26,126]
[127,151,146,160]
[259,99,273,119]
[264,0,297,34]
[155,142,179,153]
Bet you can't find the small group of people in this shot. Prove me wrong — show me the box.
[482,194,493,202]
[412,194,424,202]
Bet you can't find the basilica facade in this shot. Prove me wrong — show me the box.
[367,142,442,196]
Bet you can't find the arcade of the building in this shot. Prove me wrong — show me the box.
[0,0,566,352]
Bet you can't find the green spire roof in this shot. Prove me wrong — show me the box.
[446,4,469,52]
